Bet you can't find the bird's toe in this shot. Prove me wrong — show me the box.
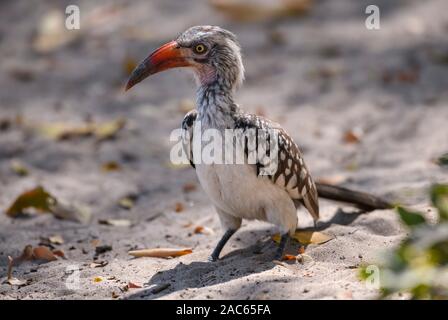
[208,255,218,262]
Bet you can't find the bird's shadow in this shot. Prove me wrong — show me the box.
[124,207,364,299]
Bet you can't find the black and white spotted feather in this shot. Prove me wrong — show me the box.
[181,109,320,221]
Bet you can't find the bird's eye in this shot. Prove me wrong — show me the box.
[193,44,207,54]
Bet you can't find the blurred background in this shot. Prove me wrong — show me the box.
[0,0,448,299]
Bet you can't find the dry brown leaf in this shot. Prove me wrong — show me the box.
[182,183,197,193]
[6,186,91,223]
[101,161,122,172]
[342,130,361,144]
[33,246,58,262]
[128,248,193,258]
[282,254,297,261]
[174,202,184,213]
[272,231,333,245]
[6,186,55,217]
[98,219,132,227]
[193,225,215,235]
[52,249,66,259]
[128,282,142,289]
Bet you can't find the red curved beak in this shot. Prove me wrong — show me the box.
[125,41,191,91]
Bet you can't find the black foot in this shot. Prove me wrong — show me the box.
[209,229,237,262]
[274,232,290,260]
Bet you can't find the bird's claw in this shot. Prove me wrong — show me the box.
[208,255,218,262]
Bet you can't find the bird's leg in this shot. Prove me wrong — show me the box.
[209,229,237,262]
[274,233,290,260]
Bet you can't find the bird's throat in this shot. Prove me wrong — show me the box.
[196,78,238,128]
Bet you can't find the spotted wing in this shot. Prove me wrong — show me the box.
[234,113,319,221]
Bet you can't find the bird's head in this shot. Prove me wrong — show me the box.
[125,26,244,92]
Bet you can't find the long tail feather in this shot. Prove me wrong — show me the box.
[315,182,393,211]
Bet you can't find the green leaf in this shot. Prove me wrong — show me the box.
[430,184,448,220]
[397,206,426,227]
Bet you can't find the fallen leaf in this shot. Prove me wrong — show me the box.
[10,160,29,176]
[342,129,362,144]
[52,249,66,259]
[182,183,197,193]
[98,219,132,227]
[174,202,184,213]
[272,231,333,245]
[37,122,93,140]
[119,197,135,210]
[34,118,125,142]
[33,246,57,262]
[128,248,193,258]
[90,261,108,268]
[6,186,55,217]
[193,225,215,235]
[282,254,297,261]
[48,235,64,245]
[101,161,122,172]
[93,277,103,283]
[7,277,28,286]
[94,118,126,142]
[6,186,91,223]
[128,282,142,289]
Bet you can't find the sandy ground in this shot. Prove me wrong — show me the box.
[0,0,448,300]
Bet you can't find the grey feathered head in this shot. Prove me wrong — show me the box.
[126,26,244,91]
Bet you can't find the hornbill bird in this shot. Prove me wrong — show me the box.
[126,26,391,261]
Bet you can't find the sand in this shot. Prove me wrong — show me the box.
[0,0,447,299]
